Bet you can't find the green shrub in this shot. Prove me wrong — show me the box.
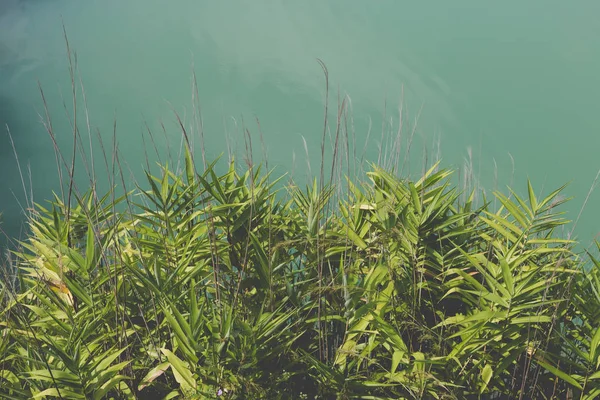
[0,146,597,399]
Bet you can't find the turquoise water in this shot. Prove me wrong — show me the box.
[1,1,599,246]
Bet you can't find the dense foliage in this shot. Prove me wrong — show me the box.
[1,147,599,399]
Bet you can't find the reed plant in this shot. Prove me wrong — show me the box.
[1,38,600,400]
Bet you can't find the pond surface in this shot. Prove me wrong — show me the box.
[1,0,599,246]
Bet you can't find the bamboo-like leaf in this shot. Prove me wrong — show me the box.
[84,222,96,273]
[527,180,538,212]
[479,364,493,394]
[161,302,198,363]
[590,326,600,366]
[184,144,195,185]
[161,348,197,392]
[138,362,171,391]
[499,256,514,296]
[0,370,19,385]
[536,359,583,390]
[90,347,128,379]
[495,192,529,227]
[32,388,85,399]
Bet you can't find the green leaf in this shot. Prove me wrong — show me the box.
[364,263,389,293]
[495,192,529,227]
[33,388,85,399]
[138,362,171,391]
[340,223,368,250]
[480,364,493,393]
[184,144,195,185]
[160,166,170,204]
[26,369,79,385]
[85,222,96,273]
[0,370,19,385]
[160,303,198,363]
[588,370,600,380]
[499,257,514,296]
[456,310,506,326]
[391,350,405,373]
[537,360,583,390]
[527,180,538,212]
[91,347,128,377]
[409,183,421,214]
[161,348,197,392]
[590,326,600,367]
[510,316,552,324]
[93,374,131,400]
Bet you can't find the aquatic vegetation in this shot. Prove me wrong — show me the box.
[1,142,599,399]
[1,39,599,398]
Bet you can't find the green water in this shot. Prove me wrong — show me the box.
[1,0,599,246]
